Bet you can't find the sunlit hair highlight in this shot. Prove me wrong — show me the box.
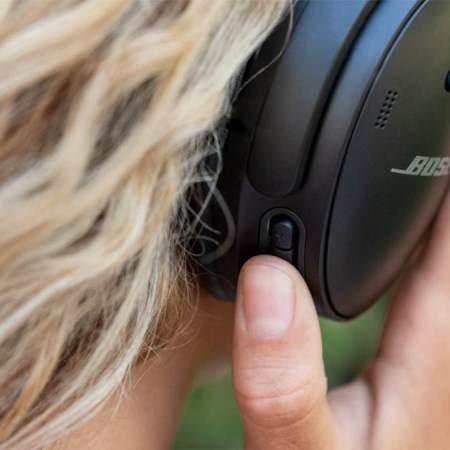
[0,0,290,447]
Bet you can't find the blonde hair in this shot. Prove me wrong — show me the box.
[0,0,290,448]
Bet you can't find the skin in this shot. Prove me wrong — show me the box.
[59,190,450,449]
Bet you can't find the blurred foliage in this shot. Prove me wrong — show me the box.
[173,298,387,449]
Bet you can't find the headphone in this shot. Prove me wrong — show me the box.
[193,0,450,319]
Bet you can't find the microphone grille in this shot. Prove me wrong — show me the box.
[375,90,398,130]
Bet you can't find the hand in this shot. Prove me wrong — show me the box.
[232,191,450,449]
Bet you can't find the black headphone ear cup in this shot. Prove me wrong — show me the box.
[197,0,450,320]
[325,0,450,317]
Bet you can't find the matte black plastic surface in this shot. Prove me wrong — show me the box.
[303,0,423,317]
[259,208,306,271]
[271,218,296,250]
[197,0,450,320]
[247,0,375,198]
[325,0,450,316]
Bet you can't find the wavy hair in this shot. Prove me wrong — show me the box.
[0,0,290,448]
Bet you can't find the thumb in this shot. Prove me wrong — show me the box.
[232,255,341,449]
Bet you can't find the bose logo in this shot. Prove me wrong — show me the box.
[391,156,450,177]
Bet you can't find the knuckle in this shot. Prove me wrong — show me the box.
[235,372,327,430]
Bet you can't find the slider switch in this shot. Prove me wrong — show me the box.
[270,218,296,264]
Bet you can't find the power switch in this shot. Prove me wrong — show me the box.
[271,219,295,250]
[270,218,297,264]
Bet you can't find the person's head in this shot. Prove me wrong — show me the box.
[0,1,290,447]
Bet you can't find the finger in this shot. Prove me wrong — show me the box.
[379,189,450,366]
[232,255,342,449]
[419,187,450,281]
[364,190,450,445]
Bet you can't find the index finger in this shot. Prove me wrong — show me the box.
[373,187,450,388]
[381,187,450,358]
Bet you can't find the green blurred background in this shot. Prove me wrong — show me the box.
[173,298,387,450]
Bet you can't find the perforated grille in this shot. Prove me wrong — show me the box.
[375,90,398,129]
